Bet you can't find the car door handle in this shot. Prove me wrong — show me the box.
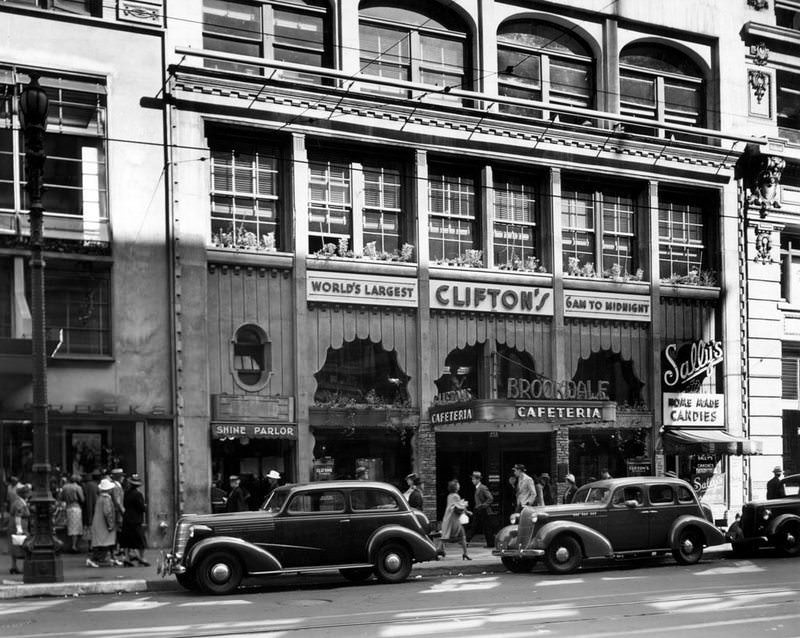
[339,519,350,524]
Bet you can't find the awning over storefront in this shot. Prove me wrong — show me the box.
[662,428,762,456]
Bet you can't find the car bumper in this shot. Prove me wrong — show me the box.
[156,551,186,576]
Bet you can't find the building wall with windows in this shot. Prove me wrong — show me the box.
[0,3,172,541]
[162,0,781,523]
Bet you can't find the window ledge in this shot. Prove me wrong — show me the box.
[563,276,650,294]
[207,247,294,269]
[307,257,418,277]
[51,354,114,364]
[430,266,553,287]
[659,283,720,300]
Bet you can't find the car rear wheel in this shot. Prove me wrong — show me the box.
[196,551,243,595]
[672,527,704,565]
[374,543,412,584]
[543,535,582,574]
[501,557,536,573]
[774,521,800,557]
[175,570,200,592]
[340,567,373,583]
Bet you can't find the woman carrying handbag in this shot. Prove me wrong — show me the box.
[439,479,472,560]
[8,483,31,575]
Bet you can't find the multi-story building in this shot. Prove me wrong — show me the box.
[0,1,173,538]
[163,0,785,526]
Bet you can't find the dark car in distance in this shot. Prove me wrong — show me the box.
[727,474,800,557]
[494,476,725,574]
[158,481,440,594]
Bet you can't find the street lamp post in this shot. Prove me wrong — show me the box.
[20,73,63,583]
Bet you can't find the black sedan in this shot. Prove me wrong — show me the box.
[158,481,440,594]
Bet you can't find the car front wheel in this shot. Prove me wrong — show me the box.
[374,543,412,583]
[501,556,536,573]
[774,521,800,557]
[672,527,704,565]
[543,535,582,574]
[196,551,244,595]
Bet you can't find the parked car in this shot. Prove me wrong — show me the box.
[727,474,800,557]
[158,481,440,594]
[493,476,725,575]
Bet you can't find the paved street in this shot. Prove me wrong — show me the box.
[1,554,798,638]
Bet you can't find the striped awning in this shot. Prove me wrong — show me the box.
[662,428,762,456]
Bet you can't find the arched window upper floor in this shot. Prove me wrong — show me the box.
[497,19,595,113]
[619,42,706,129]
[358,0,471,99]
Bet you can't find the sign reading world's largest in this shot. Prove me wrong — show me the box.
[307,271,418,307]
[430,280,554,316]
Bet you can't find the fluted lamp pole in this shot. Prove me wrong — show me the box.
[20,73,63,583]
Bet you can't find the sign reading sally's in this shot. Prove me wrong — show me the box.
[662,339,723,392]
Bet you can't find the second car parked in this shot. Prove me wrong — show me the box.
[494,476,725,574]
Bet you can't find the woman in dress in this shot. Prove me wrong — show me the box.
[61,474,85,553]
[439,479,471,560]
[8,483,30,575]
[403,473,423,510]
[119,474,149,566]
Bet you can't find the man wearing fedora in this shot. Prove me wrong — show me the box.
[467,471,494,547]
[226,475,250,512]
[513,464,537,512]
[767,466,786,500]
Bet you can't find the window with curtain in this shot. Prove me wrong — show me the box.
[658,191,713,282]
[562,183,638,278]
[428,168,478,263]
[620,44,705,132]
[308,155,405,257]
[202,0,331,79]
[493,173,540,269]
[358,1,469,101]
[497,20,594,116]
[209,139,281,251]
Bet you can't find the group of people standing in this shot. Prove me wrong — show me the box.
[3,468,148,574]
[222,470,282,512]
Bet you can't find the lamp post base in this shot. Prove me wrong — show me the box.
[23,548,64,583]
[23,495,64,584]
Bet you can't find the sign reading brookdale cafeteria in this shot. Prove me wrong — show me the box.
[662,392,725,428]
[430,280,554,316]
[307,271,418,307]
[563,290,651,322]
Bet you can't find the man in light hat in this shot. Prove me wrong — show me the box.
[563,473,578,504]
[467,471,494,546]
[226,475,249,512]
[355,466,369,480]
[767,466,786,500]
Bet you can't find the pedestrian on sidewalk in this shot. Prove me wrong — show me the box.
[226,476,249,513]
[8,483,30,575]
[563,473,578,504]
[87,478,118,568]
[513,464,538,511]
[440,479,471,560]
[120,474,149,567]
[466,471,494,547]
[403,473,424,510]
[767,466,786,500]
[61,474,85,553]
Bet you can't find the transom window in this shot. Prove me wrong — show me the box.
[562,184,637,277]
[497,20,593,116]
[620,44,705,131]
[493,173,540,269]
[658,192,710,281]
[428,168,478,263]
[209,138,281,251]
[358,1,469,101]
[308,155,405,256]
[202,0,331,79]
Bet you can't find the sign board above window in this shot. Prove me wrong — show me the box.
[307,272,418,307]
[563,290,651,322]
[430,280,554,316]
[662,392,724,428]
[211,394,294,423]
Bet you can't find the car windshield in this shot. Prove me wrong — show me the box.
[572,486,610,504]
[262,488,289,512]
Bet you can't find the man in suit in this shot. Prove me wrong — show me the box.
[226,475,250,512]
[467,471,494,547]
[767,466,786,500]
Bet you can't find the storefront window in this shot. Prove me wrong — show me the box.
[312,429,412,484]
[435,344,482,398]
[569,427,649,486]
[314,338,410,406]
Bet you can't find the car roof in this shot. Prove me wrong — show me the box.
[275,480,403,493]
[579,477,692,488]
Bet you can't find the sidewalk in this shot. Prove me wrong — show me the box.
[0,536,503,600]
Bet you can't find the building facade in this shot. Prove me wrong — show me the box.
[163,0,784,526]
[0,1,174,541]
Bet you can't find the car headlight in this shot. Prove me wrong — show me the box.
[761,509,772,521]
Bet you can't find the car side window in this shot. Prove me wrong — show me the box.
[783,478,800,497]
[351,489,400,512]
[649,485,674,504]
[612,486,643,506]
[287,490,345,514]
[676,485,695,503]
